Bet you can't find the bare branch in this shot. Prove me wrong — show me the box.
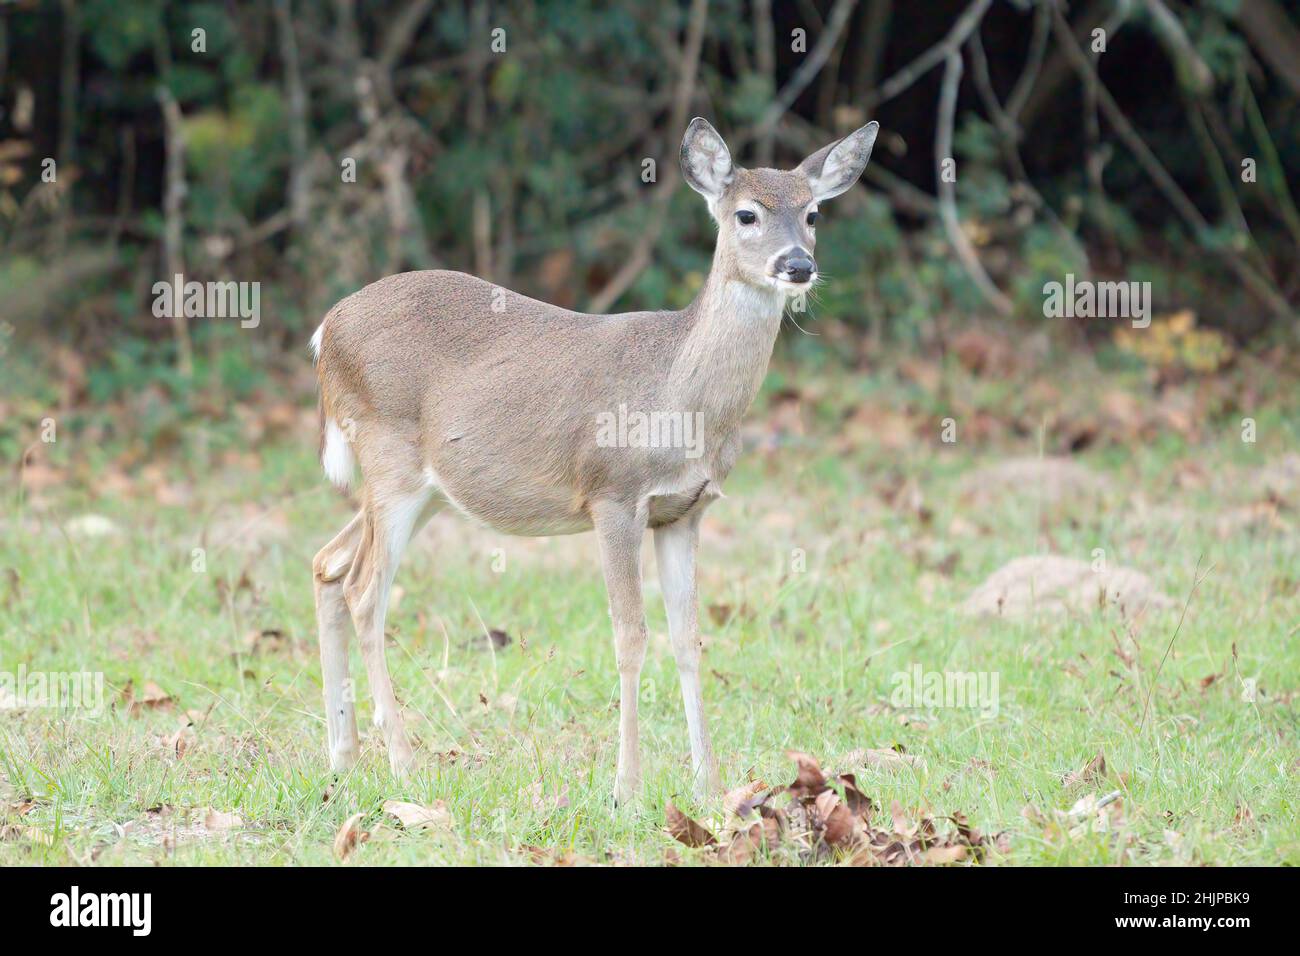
[1006,0,1051,119]
[273,0,312,234]
[1051,7,1293,320]
[1143,0,1213,94]
[967,29,1090,272]
[750,0,859,140]
[378,0,436,73]
[866,0,993,110]
[1236,0,1300,99]
[753,0,776,167]
[156,86,194,377]
[852,0,894,102]
[587,0,709,314]
[935,50,1014,316]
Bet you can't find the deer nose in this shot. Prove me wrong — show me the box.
[776,250,815,283]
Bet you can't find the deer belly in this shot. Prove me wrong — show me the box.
[422,463,593,537]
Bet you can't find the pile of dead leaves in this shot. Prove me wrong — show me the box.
[666,751,1007,866]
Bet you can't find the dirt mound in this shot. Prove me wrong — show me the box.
[1257,453,1300,503]
[958,457,1110,507]
[961,555,1174,618]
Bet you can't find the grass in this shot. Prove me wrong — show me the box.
[1,356,1298,866]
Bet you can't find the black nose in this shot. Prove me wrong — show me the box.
[777,251,815,283]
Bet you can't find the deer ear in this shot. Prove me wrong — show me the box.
[799,121,879,202]
[680,117,734,204]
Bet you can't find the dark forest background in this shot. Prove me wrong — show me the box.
[0,0,1298,417]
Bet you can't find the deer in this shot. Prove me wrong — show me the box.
[310,117,879,803]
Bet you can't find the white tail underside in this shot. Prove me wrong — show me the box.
[309,321,325,362]
[322,419,355,489]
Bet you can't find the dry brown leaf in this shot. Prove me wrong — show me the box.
[813,789,858,847]
[716,821,773,865]
[1232,801,1254,827]
[244,628,290,655]
[833,773,875,816]
[707,603,734,626]
[382,799,450,831]
[676,750,1006,866]
[924,844,968,864]
[334,812,369,860]
[122,679,174,715]
[525,782,570,813]
[202,808,243,831]
[1063,751,1108,789]
[665,803,717,848]
[723,779,769,820]
[860,747,926,772]
[163,723,195,758]
[0,824,52,846]
[785,750,826,796]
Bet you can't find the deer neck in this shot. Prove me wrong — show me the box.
[666,258,785,442]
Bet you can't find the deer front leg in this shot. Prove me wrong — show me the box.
[592,500,649,805]
[653,515,721,797]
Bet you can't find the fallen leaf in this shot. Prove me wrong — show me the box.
[334,812,369,860]
[924,844,968,864]
[243,628,290,655]
[1063,751,1108,789]
[382,799,451,831]
[813,789,858,847]
[785,750,826,796]
[122,680,174,715]
[723,780,768,819]
[665,803,717,848]
[162,722,195,758]
[202,808,243,831]
[859,747,926,772]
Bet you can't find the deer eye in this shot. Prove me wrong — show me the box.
[806,211,820,226]
[735,210,757,226]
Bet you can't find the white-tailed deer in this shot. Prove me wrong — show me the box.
[311,117,879,802]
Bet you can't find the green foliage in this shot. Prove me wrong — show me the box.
[0,0,1295,391]
[83,0,161,69]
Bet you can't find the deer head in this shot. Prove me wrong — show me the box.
[680,116,879,296]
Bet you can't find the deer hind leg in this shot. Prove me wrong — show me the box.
[343,479,436,777]
[314,511,365,771]
[592,499,649,805]
[653,514,721,797]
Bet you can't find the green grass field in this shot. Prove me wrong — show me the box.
[2,355,1297,865]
